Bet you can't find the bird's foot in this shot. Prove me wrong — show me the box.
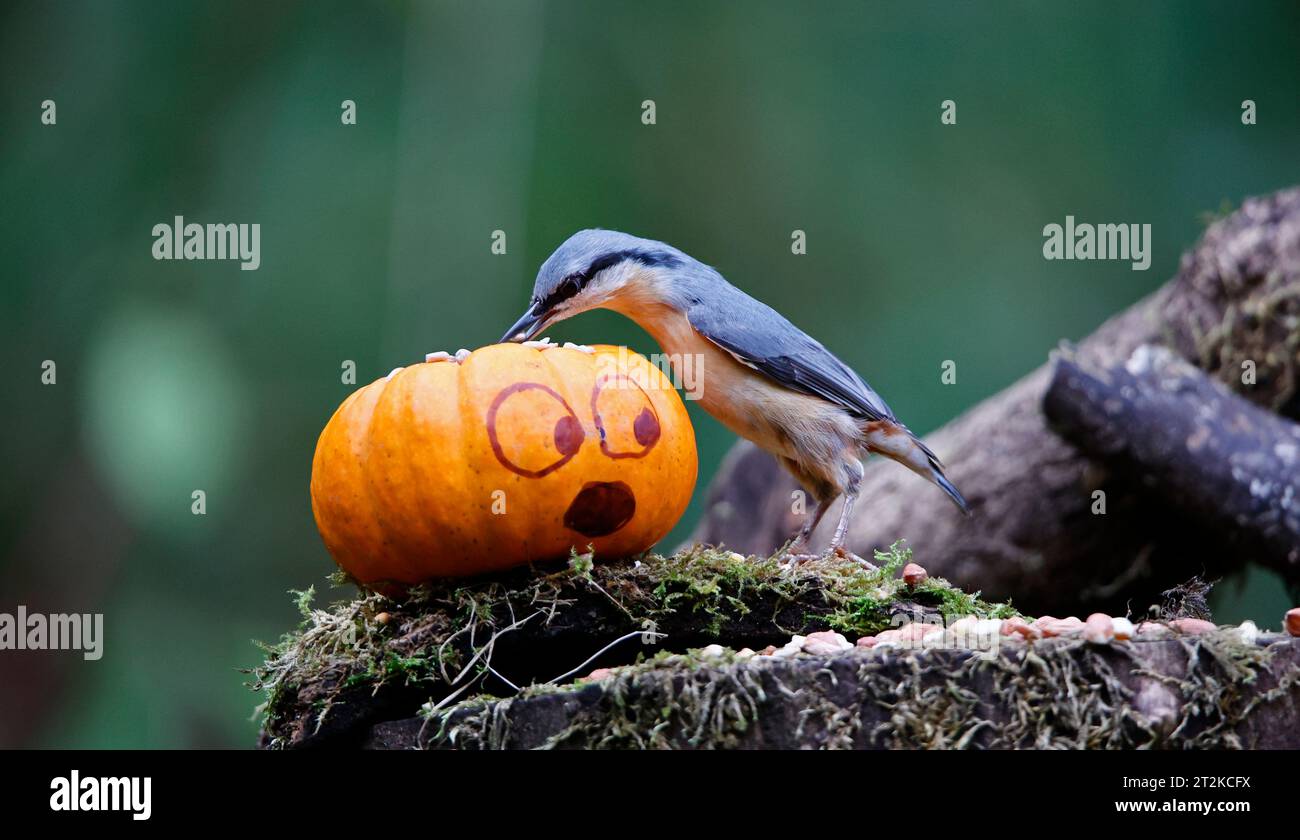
[779,551,822,568]
[832,545,877,571]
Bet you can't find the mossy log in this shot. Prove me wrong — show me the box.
[691,187,1300,615]
[253,548,1300,750]
[253,547,1017,749]
[367,633,1300,750]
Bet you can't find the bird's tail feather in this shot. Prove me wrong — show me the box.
[860,420,972,516]
[929,468,971,516]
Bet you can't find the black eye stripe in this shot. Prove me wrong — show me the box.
[540,249,682,312]
[540,275,582,310]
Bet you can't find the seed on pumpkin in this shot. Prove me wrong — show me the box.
[522,338,554,350]
[563,342,595,354]
[386,367,404,380]
[425,351,452,363]
[455,348,472,362]
[1286,608,1300,637]
[902,563,928,586]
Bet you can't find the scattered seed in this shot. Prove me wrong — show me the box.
[1000,617,1040,640]
[1136,621,1173,638]
[802,630,852,655]
[1083,613,1114,643]
[1169,617,1217,635]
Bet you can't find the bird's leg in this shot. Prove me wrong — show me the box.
[828,460,874,570]
[783,496,834,563]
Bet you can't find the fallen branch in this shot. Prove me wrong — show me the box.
[1044,345,1300,574]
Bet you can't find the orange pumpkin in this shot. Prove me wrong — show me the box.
[310,343,697,585]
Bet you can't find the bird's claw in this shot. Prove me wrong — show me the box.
[833,546,877,571]
[778,546,877,571]
[779,552,822,567]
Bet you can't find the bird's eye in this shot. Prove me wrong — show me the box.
[545,275,581,309]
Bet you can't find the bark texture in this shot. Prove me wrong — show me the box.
[1045,345,1300,575]
[370,634,1300,750]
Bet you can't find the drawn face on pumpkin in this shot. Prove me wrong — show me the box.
[311,343,696,585]
[485,373,662,537]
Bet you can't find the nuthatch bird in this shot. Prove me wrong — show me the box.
[502,230,969,560]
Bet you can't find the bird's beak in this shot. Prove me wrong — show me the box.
[501,302,549,343]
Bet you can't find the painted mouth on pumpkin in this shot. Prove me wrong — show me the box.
[563,481,636,537]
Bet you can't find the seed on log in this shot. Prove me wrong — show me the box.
[802,631,852,655]
[1084,613,1114,643]
[1169,618,1217,635]
[902,563,929,586]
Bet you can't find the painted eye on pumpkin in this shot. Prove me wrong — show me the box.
[486,382,586,478]
[590,374,662,460]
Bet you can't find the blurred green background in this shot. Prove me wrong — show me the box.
[2,1,1298,747]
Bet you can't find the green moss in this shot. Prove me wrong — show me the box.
[421,630,1300,750]
[822,542,1022,637]
[250,541,1021,746]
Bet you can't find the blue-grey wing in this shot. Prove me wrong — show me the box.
[684,290,896,424]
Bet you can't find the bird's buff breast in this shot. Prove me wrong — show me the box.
[637,311,856,462]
